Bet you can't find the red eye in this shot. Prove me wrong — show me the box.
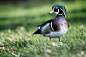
[55,7,58,9]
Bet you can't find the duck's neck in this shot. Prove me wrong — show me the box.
[55,15,63,19]
[57,14,63,16]
[53,14,66,24]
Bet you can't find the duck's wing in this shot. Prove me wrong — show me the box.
[37,19,53,27]
[33,19,53,35]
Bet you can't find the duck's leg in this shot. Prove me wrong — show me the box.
[49,37,51,41]
[59,37,60,41]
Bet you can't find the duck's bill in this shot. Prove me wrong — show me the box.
[49,9,54,14]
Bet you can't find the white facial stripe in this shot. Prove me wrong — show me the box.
[60,8,66,17]
[55,8,66,17]
[55,9,59,15]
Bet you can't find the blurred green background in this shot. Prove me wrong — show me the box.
[0,0,86,57]
[0,0,86,31]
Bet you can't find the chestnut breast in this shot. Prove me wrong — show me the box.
[52,15,69,31]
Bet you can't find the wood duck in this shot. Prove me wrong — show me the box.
[33,4,69,41]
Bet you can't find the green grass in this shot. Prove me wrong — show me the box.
[0,25,86,57]
[0,1,86,57]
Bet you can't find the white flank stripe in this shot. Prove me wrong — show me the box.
[51,22,54,30]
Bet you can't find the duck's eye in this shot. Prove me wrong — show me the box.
[54,8,58,12]
[55,7,58,9]
[54,7,58,12]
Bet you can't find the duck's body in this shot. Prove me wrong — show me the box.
[33,15,69,40]
[43,15,69,38]
[33,4,69,41]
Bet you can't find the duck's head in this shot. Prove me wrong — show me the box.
[49,4,66,17]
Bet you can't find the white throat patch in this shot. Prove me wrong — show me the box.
[55,9,63,16]
[55,9,59,15]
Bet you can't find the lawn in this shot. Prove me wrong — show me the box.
[0,1,86,57]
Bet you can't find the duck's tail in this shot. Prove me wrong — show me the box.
[32,29,41,35]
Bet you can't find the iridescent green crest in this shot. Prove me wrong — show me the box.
[52,4,66,17]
